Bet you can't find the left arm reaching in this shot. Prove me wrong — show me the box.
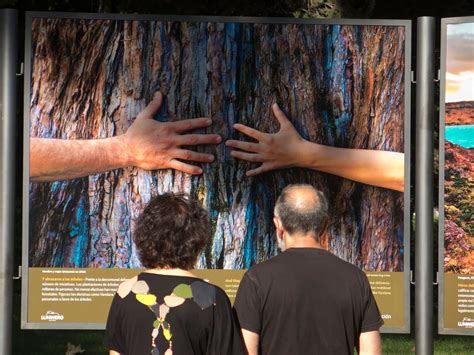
[30,91,221,182]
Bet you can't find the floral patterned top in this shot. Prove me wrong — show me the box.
[105,273,244,355]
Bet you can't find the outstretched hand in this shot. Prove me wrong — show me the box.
[225,103,306,176]
[121,92,221,175]
[226,102,404,191]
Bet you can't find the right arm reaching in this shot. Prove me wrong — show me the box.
[30,92,222,182]
[358,330,382,355]
[226,103,404,192]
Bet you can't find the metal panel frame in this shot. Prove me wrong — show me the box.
[0,8,19,353]
[438,15,474,336]
[22,12,412,330]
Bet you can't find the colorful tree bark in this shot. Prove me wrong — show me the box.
[29,19,405,271]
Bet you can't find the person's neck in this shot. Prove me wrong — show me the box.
[144,267,196,277]
[284,234,324,249]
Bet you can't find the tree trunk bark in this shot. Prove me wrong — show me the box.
[29,19,405,271]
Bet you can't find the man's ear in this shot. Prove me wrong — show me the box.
[319,220,330,250]
[273,217,283,238]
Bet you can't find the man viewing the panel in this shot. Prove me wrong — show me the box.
[233,184,383,355]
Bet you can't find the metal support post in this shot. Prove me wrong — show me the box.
[0,8,19,355]
[415,16,435,355]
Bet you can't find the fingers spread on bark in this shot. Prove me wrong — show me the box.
[173,149,214,163]
[138,91,163,119]
[230,150,261,162]
[246,164,270,176]
[225,140,261,153]
[166,117,212,133]
[175,134,221,146]
[168,159,203,175]
[272,103,291,127]
[233,123,266,142]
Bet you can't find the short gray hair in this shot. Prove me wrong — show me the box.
[274,184,328,240]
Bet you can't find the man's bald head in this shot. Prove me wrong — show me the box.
[274,184,328,240]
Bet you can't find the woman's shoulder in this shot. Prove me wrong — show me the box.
[115,274,153,299]
[191,281,233,310]
[175,279,222,310]
[115,275,138,298]
[114,273,230,307]
[165,278,229,309]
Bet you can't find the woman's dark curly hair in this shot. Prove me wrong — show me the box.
[133,193,211,269]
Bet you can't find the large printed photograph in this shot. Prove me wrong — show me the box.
[28,17,406,272]
[443,21,474,274]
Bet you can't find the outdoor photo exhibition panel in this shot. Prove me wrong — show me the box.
[439,16,474,335]
[22,12,411,331]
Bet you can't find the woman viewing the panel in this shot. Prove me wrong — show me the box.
[105,193,245,355]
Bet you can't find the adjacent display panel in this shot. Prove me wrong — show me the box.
[439,16,474,335]
[22,12,411,331]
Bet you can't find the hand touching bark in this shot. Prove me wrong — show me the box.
[225,103,404,192]
[30,91,221,181]
[226,103,307,176]
[120,91,221,175]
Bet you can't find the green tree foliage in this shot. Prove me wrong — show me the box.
[0,0,380,18]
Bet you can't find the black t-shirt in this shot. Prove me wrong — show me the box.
[105,273,245,355]
[234,248,383,355]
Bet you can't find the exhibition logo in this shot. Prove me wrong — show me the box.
[458,317,474,329]
[41,310,64,322]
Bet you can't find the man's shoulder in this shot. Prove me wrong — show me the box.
[246,251,288,275]
[245,249,368,283]
[322,251,369,281]
[326,252,366,272]
[243,251,305,286]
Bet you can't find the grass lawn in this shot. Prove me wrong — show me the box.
[13,284,474,354]
[382,333,474,354]
[11,329,474,354]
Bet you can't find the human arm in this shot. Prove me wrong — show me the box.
[30,92,221,182]
[206,288,246,354]
[357,272,384,355]
[357,330,382,355]
[225,103,404,192]
[241,329,259,355]
[233,272,262,354]
[105,294,125,355]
